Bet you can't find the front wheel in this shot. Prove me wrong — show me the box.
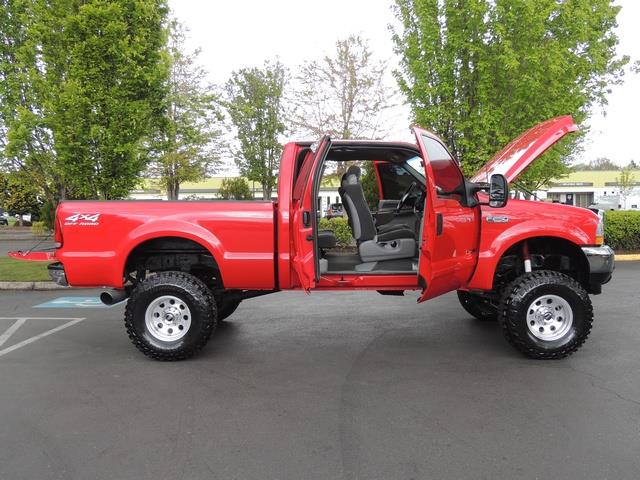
[499,270,593,359]
[125,271,217,361]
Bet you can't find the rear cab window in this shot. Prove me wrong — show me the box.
[377,163,417,199]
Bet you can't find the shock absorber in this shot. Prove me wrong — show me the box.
[522,241,532,273]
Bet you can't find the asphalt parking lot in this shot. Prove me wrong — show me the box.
[0,262,639,480]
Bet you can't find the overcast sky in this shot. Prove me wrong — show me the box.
[169,0,639,166]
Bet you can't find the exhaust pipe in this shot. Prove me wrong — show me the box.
[100,289,129,306]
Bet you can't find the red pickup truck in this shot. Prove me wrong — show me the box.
[11,116,614,361]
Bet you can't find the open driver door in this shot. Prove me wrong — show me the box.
[291,136,332,291]
[413,127,480,302]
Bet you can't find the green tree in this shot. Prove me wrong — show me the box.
[146,20,224,200]
[0,171,42,226]
[392,0,629,190]
[224,61,287,200]
[573,157,619,171]
[360,165,380,210]
[0,0,168,203]
[615,168,636,210]
[289,36,393,142]
[218,177,253,200]
[0,0,59,202]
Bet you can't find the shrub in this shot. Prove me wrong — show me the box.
[604,211,640,251]
[318,217,353,247]
[218,178,253,200]
[31,221,48,235]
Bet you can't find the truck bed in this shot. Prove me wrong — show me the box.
[55,200,276,289]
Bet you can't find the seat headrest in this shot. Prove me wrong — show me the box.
[341,165,362,187]
[346,165,361,178]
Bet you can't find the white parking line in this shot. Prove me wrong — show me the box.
[0,317,86,358]
[0,318,27,347]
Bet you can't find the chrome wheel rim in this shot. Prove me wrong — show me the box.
[526,294,573,341]
[145,295,191,342]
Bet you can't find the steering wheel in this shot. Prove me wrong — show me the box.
[396,181,417,213]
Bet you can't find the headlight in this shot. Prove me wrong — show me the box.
[595,209,604,245]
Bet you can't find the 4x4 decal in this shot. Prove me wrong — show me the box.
[64,213,101,226]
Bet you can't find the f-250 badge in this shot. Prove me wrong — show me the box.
[486,215,509,223]
[64,213,101,226]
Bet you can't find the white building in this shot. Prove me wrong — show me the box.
[540,170,640,210]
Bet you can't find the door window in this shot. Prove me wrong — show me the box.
[421,135,464,198]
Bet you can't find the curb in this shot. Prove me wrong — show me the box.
[616,254,640,261]
[0,282,68,291]
[0,237,50,241]
[0,233,53,242]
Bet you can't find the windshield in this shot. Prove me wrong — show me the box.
[404,156,425,181]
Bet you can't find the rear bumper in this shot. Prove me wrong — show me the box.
[581,245,615,294]
[47,262,68,286]
[8,250,67,286]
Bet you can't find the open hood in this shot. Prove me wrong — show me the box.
[470,116,578,184]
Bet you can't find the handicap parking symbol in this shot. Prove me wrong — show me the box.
[34,296,121,309]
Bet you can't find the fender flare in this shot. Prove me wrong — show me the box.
[116,219,227,285]
[467,222,590,291]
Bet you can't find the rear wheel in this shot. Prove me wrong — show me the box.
[499,270,593,359]
[125,271,217,361]
[457,290,498,321]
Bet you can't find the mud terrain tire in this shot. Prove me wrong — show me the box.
[125,271,217,361]
[499,270,593,359]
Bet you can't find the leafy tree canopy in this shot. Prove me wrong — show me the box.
[146,20,224,201]
[224,61,287,200]
[0,171,42,223]
[0,0,168,202]
[573,157,628,171]
[393,0,629,190]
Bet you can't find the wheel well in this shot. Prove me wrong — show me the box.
[125,236,222,289]
[493,236,589,292]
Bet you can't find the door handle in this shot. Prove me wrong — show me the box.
[302,211,311,227]
[436,213,443,235]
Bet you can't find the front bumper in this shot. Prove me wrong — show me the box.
[581,245,615,294]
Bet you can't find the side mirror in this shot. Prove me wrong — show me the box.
[489,174,509,208]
